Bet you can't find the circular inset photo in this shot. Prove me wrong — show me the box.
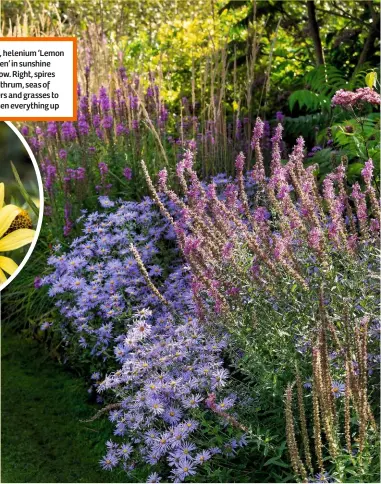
[0,121,43,290]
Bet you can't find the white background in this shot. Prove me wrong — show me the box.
[0,40,74,119]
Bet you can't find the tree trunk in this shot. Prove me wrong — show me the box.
[356,1,380,68]
[307,0,325,66]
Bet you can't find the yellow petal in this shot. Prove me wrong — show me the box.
[0,256,18,275]
[0,267,7,284]
[0,183,4,209]
[0,228,35,251]
[0,204,22,238]
[31,197,40,208]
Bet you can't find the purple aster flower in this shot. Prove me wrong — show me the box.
[211,368,229,389]
[194,449,211,464]
[163,407,183,425]
[331,381,345,398]
[183,393,203,409]
[216,395,235,410]
[303,378,312,390]
[99,452,118,470]
[147,472,162,483]
[173,456,198,480]
[99,196,115,208]
[177,441,196,457]
[314,471,335,482]
[118,443,133,460]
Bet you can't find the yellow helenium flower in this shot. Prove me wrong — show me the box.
[0,182,36,284]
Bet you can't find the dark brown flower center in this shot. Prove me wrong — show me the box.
[3,210,32,237]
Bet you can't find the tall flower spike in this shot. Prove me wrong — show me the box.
[284,383,307,481]
[351,183,369,237]
[296,371,313,473]
[129,243,169,306]
[313,345,338,459]
[344,359,352,457]
[270,123,283,174]
[289,136,305,174]
[357,316,370,453]
[312,348,324,472]
[251,118,266,183]
[141,160,174,225]
[235,152,251,219]
[361,159,381,222]
[157,168,168,192]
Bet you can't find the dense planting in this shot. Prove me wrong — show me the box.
[37,116,380,482]
[2,1,380,482]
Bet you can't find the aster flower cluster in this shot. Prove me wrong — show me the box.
[39,196,189,358]
[97,310,246,482]
[39,194,247,481]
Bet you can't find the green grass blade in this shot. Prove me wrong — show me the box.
[11,161,40,217]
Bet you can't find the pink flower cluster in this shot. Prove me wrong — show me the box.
[331,87,381,108]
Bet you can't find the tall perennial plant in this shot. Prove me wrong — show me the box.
[141,118,380,482]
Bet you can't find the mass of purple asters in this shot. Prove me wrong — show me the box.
[39,196,188,357]
[97,310,246,482]
[39,195,246,481]
[39,172,261,359]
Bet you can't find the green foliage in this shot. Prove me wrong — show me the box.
[1,330,132,483]
[365,71,377,89]
[288,65,349,114]
[10,162,39,217]
[287,64,370,114]
[331,113,380,163]
[1,1,380,483]
[287,64,380,181]
[284,112,329,140]
[289,90,330,113]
